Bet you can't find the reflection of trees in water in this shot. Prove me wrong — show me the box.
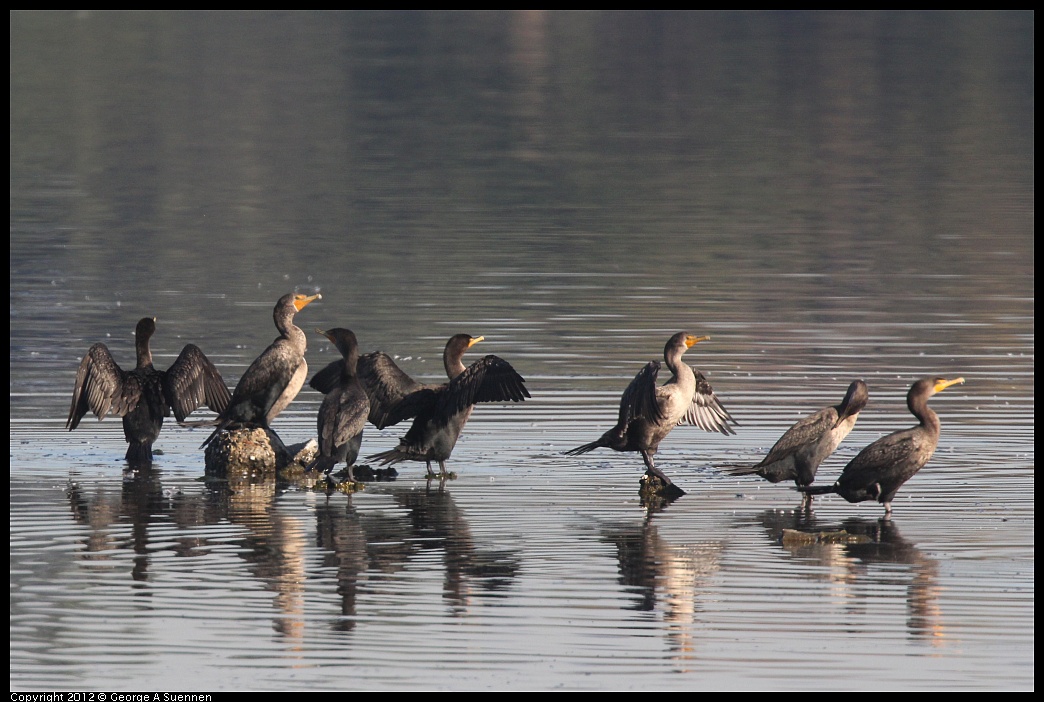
[754,509,943,644]
[601,505,722,662]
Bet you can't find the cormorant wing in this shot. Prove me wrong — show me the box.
[66,343,137,429]
[309,360,344,396]
[682,368,738,435]
[380,387,440,428]
[619,360,664,427]
[329,384,370,449]
[842,428,928,484]
[357,351,429,429]
[756,407,835,465]
[164,344,232,422]
[439,354,531,417]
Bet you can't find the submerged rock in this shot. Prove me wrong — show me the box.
[312,464,399,495]
[780,528,873,546]
[347,464,399,482]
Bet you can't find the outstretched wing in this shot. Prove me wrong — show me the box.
[67,343,138,429]
[309,360,344,396]
[164,344,232,422]
[357,351,429,429]
[682,368,738,435]
[436,354,531,421]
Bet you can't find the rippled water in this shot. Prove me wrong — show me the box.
[10,11,1033,691]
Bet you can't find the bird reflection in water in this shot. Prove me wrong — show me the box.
[314,493,414,633]
[66,466,521,640]
[839,518,944,644]
[200,477,310,642]
[758,509,944,645]
[392,483,521,615]
[601,504,723,663]
[67,466,168,588]
[313,482,521,630]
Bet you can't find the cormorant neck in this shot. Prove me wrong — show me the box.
[342,346,360,378]
[443,335,480,380]
[135,334,154,370]
[909,392,941,434]
[276,307,307,350]
[445,354,467,380]
[663,345,689,377]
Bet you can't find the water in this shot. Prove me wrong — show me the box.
[10,11,1033,691]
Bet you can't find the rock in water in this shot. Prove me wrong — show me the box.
[204,427,317,478]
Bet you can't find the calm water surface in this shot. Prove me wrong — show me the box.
[10,11,1033,691]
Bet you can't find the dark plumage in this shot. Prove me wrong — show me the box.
[360,334,531,478]
[799,376,965,515]
[565,332,738,495]
[67,317,231,463]
[307,328,369,482]
[728,380,869,505]
[201,292,321,449]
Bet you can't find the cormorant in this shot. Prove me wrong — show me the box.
[360,334,530,478]
[67,316,231,463]
[565,332,738,495]
[798,376,964,515]
[307,328,369,482]
[728,379,869,505]
[201,292,321,449]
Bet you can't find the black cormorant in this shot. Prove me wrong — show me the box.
[728,379,869,505]
[360,334,530,478]
[307,328,369,482]
[201,292,321,449]
[67,316,231,463]
[566,332,738,495]
[798,376,964,515]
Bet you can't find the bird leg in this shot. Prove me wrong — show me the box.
[641,450,671,484]
[641,450,686,496]
[263,424,288,454]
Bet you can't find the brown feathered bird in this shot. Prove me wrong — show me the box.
[360,334,530,478]
[68,316,231,463]
[201,292,321,450]
[307,327,369,482]
[728,380,869,505]
[799,376,964,515]
[566,332,738,495]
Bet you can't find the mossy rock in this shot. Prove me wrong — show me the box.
[638,470,685,508]
[204,427,317,479]
[780,528,872,546]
